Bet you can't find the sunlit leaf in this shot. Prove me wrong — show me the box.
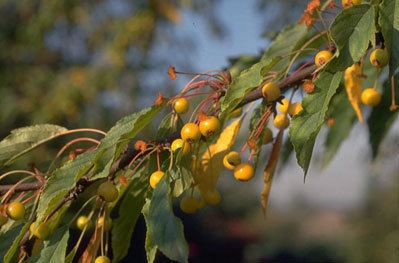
[328,4,376,71]
[36,151,95,222]
[0,124,68,166]
[290,71,342,174]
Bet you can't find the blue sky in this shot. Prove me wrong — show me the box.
[177,0,267,70]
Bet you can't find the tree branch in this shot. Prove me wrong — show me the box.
[0,181,42,195]
[1,64,317,203]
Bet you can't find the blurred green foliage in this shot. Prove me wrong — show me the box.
[0,0,222,137]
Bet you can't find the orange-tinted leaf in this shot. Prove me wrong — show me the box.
[260,130,283,214]
[78,226,102,263]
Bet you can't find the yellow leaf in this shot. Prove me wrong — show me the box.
[194,119,242,193]
[260,130,283,215]
[344,64,364,123]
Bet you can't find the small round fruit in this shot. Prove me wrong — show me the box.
[181,123,201,142]
[342,0,362,8]
[262,127,273,145]
[171,138,190,155]
[95,256,111,263]
[97,216,113,231]
[223,151,241,170]
[150,171,165,189]
[6,201,25,220]
[273,114,290,130]
[262,82,281,102]
[234,163,255,182]
[361,88,381,106]
[30,222,50,240]
[0,214,8,226]
[180,196,199,214]
[203,190,221,205]
[199,116,220,137]
[97,182,118,202]
[370,48,389,68]
[230,107,243,118]
[76,215,90,230]
[277,98,290,113]
[315,50,333,67]
[173,98,189,114]
[289,102,303,116]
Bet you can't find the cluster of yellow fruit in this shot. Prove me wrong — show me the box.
[359,48,389,107]
[76,215,112,232]
[261,82,303,130]
[314,47,387,109]
[179,189,221,214]
[149,97,221,190]
[223,151,255,181]
[0,201,52,243]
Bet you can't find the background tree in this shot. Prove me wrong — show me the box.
[0,0,398,262]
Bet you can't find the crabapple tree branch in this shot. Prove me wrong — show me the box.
[0,64,317,200]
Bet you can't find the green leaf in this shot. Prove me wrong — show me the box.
[142,200,158,263]
[112,173,148,263]
[147,176,188,263]
[156,112,183,140]
[328,4,376,71]
[31,226,69,263]
[0,224,24,262]
[3,223,30,263]
[228,55,258,79]
[322,89,356,166]
[379,0,399,76]
[36,151,95,222]
[289,71,342,174]
[93,105,163,174]
[0,124,68,166]
[221,24,308,115]
[171,166,194,197]
[368,75,399,158]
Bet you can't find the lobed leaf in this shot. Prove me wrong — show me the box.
[289,71,342,175]
[0,124,68,166]
[379,0,399,76]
